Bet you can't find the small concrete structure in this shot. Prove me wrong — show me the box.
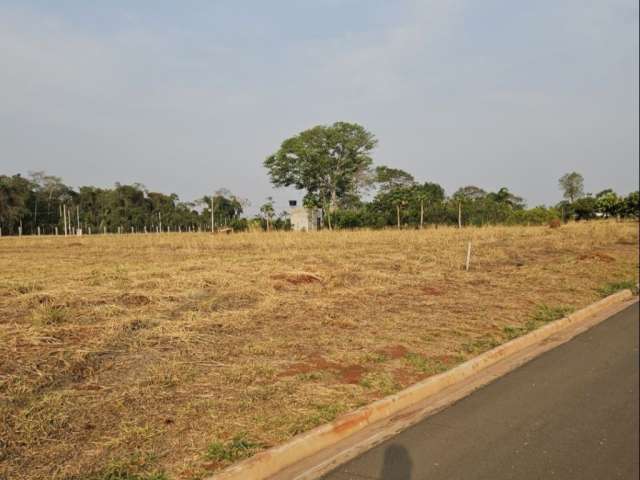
[290,205,323,232]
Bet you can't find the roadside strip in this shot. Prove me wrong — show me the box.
[207,289,637,480]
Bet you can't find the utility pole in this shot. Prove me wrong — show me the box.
[63,204,68,236]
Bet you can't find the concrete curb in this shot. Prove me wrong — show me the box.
[208,289,634,480]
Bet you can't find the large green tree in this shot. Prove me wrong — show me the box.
[264,122,377,229]
[559,172,584,203]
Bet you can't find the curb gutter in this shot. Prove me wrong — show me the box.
[208,289,635,480]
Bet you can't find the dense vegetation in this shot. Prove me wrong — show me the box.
[1,169,637,236]
[0,173,248,235]
[1,123,638,236]
[263,122,638,230]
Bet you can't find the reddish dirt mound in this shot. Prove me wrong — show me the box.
[377,344,408,359]
[271,272,323,285]
[577,252,615,263]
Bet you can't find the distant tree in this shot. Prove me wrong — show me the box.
[198,190,243,230]
[559,172,584,203]
[0,174,34,234]
[621,191,639,218]
[452,185,487,201]
[595,189,622,218]
[573,195,597,221]
[413,182,445,228]
[451,186,487,227]
[260,197,276,231]
[373,166,415,192]
[264,122,377,229]
[488,187,525,210]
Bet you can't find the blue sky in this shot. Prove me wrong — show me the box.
[1,1,638,213]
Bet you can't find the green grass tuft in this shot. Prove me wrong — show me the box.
[530,304,574,323]
[359,371,399,395]
[289,403,346,435]
[597,279,637,297]
[404,353,447,376]
[503,304,574,340]
[462,335,500,354]
[205,433,262,463]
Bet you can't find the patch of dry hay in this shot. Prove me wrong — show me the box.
[0,221,637,479]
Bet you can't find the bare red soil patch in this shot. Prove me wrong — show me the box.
[338,364,366,384]
[278,355,366,383]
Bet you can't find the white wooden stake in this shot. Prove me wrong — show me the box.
[465,241,472,271]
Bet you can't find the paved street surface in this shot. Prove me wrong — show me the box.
[323,302,639,480]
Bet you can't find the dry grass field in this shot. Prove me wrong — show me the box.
[1,222,638,480]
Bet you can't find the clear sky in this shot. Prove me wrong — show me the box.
[1,1,638,213]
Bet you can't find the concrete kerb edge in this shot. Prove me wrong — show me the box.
[207,289,635,480]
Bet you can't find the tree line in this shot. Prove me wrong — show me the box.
[0,172,248,236]
[263,122,639,229]
[1,122,638,236]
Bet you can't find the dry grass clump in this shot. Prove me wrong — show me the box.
[0,221,638,479]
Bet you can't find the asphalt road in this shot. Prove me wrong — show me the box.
[323,302,639,480]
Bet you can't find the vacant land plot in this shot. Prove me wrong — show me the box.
[1,222,638,480]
